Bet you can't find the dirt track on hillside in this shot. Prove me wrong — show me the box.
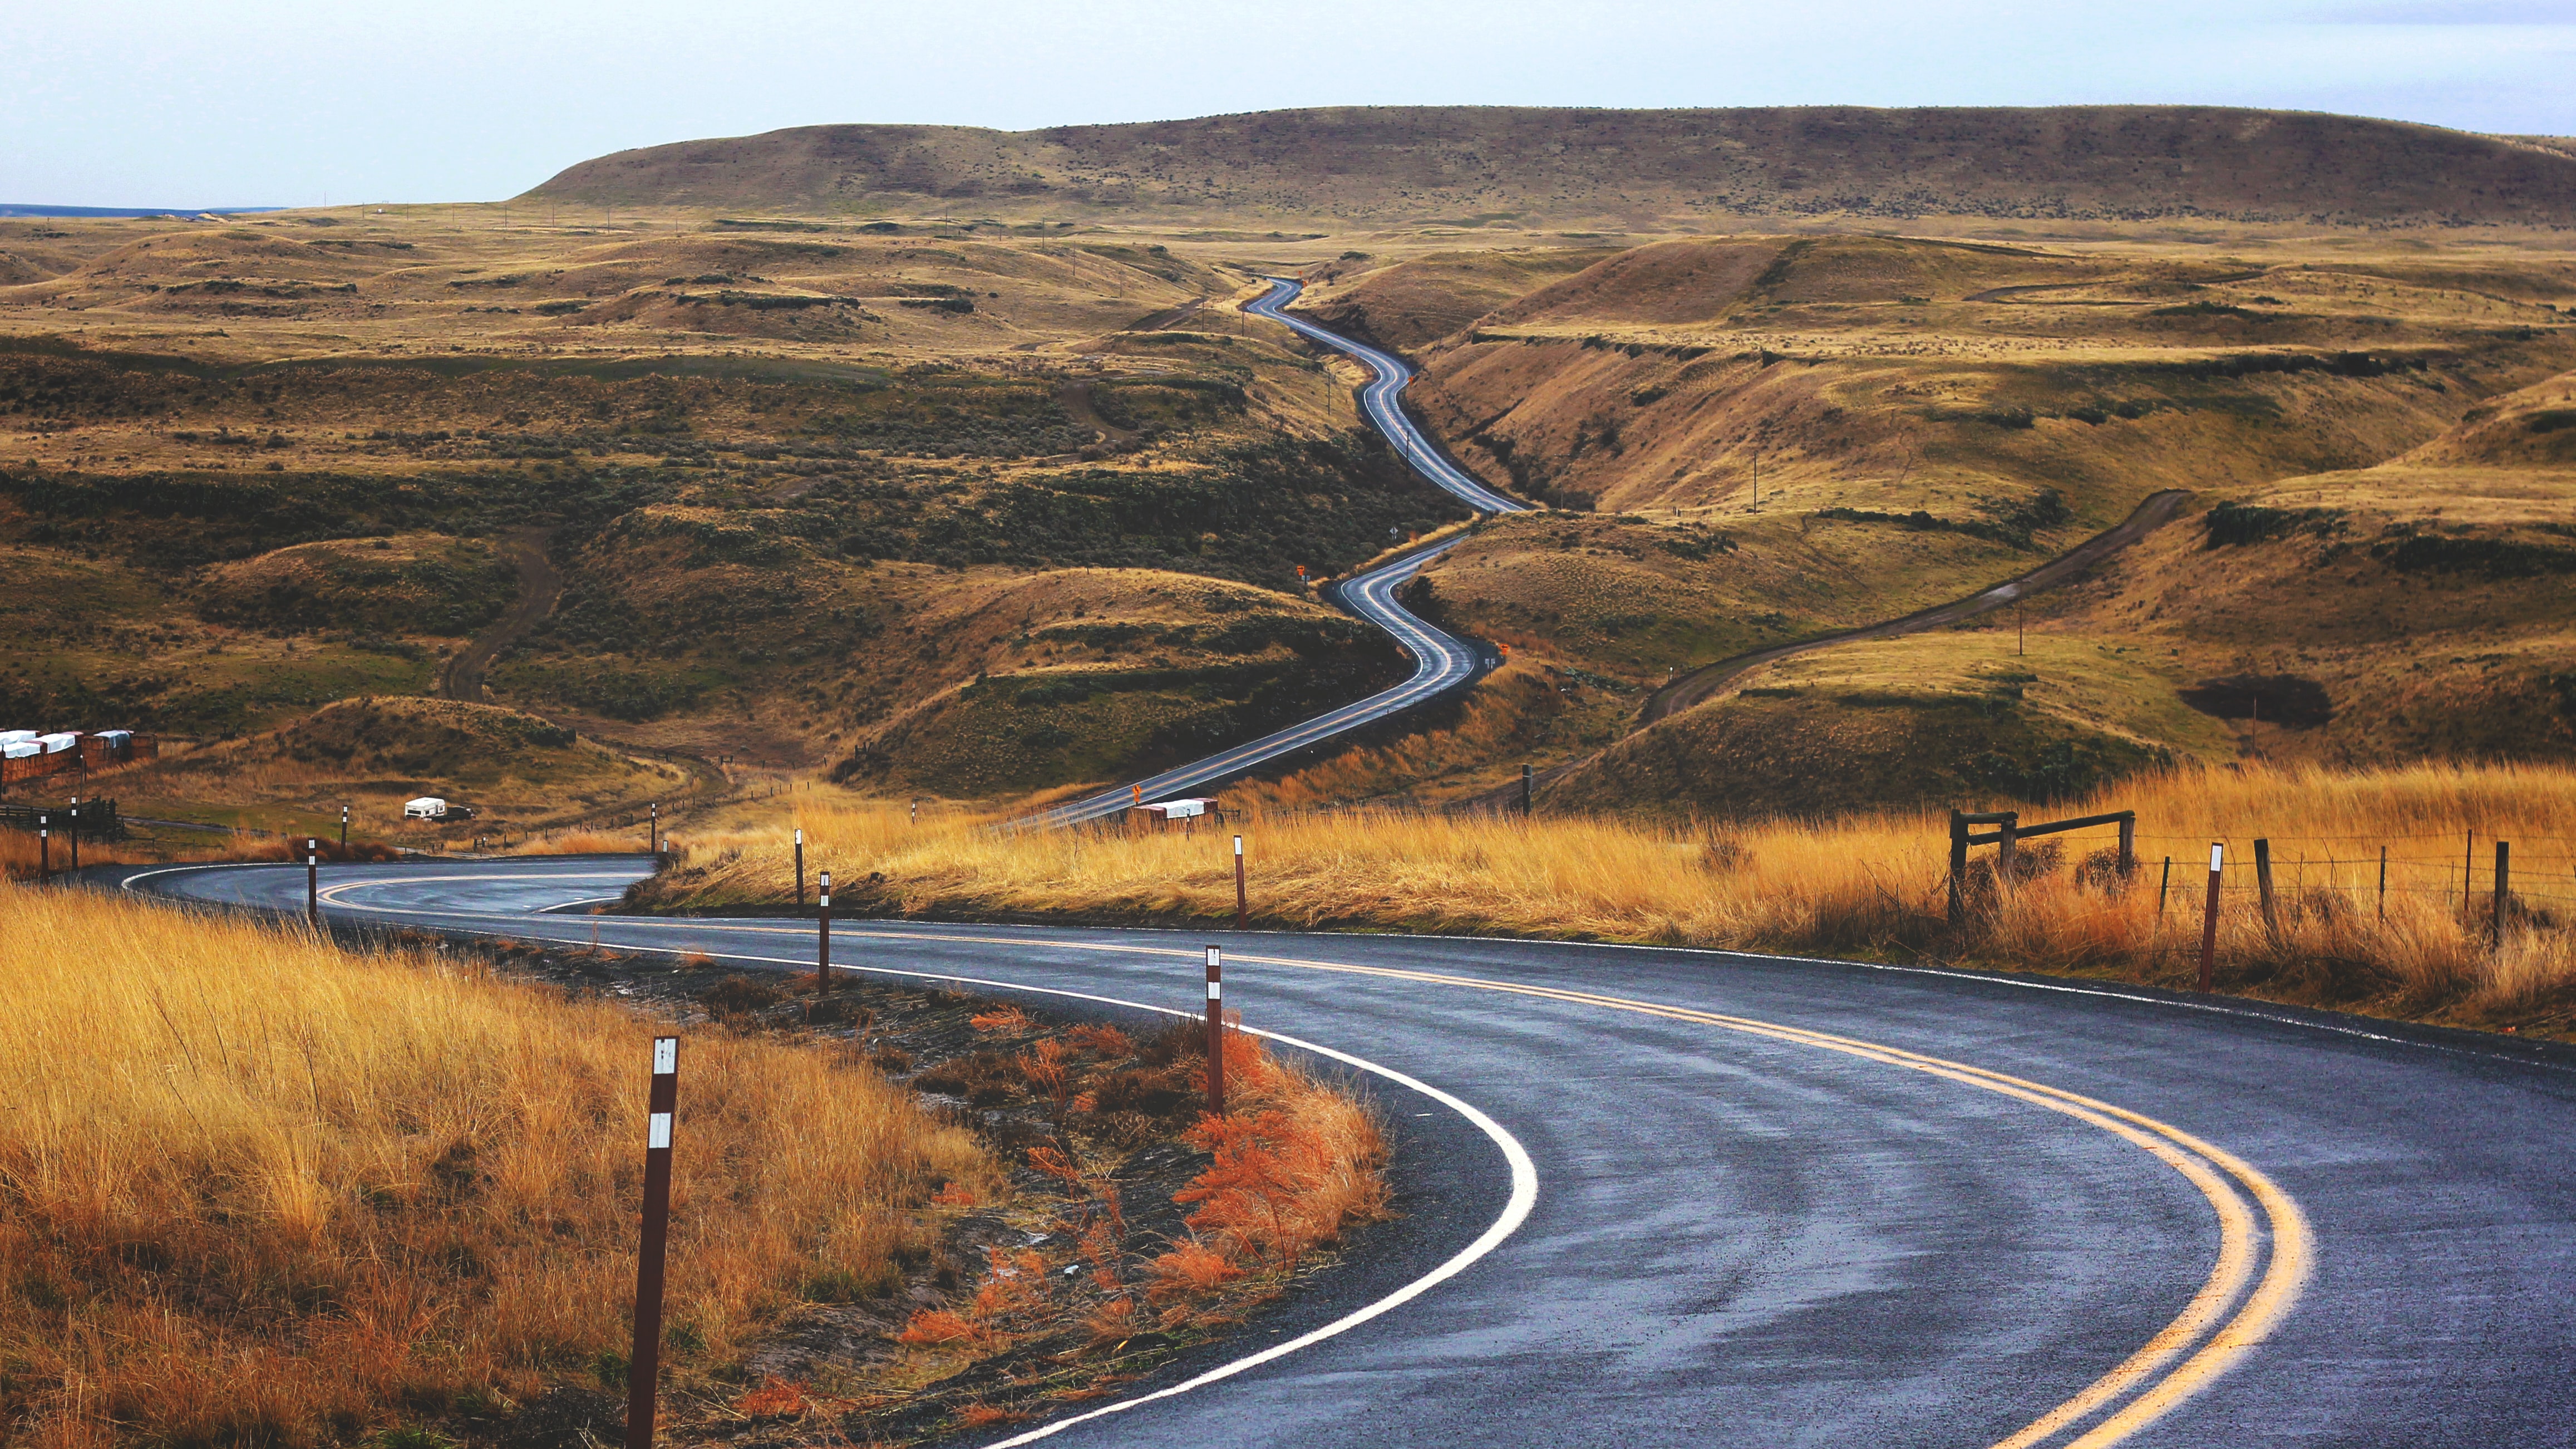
[438,527,562,704]
[1450,489,2190,814]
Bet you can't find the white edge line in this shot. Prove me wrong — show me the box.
[130,867,1540,1445]
[526,936,1539,1448]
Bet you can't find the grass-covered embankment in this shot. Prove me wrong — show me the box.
[0,884,989,1445]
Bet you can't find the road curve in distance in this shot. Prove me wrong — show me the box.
[1027,280,1527,827]
[105,855,2576,1449]
[1248,278,1528,514]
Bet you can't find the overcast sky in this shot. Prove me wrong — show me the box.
[9,0,2574,208]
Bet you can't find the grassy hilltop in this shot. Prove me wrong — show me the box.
[526,105,2576,230]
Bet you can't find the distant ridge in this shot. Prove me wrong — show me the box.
[526,105,2576,228]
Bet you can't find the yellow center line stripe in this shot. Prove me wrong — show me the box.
[304,893,2308,1447]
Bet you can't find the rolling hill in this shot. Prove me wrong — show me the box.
[526,106,2576,229]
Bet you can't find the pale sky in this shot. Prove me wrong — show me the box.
[8,0,2574,208]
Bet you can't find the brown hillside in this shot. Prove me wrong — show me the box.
[1536,375,2576,819]
[1262,236,2576,815]
[116,696,688,836]
[526,106,2576,228]
[1387,234,2573,518]
[1293,248,1619,349]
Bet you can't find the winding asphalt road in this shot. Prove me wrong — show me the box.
[1029,280,1527,827]
[106,856,2576,1449]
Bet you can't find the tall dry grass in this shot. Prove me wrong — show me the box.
[0,885,990,1448]
[644,762,2576,1030]
[0,831,153,881]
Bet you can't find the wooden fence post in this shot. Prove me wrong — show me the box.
[2378,846,2388,922]
[2159,856,2173,917]
[2116,812,2136,879]
[2494,841,2511,949]
[2254,838,2278,941]
[1947,812,1969,925]
[1997,812,2019,886]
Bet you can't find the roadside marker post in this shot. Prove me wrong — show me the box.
[649,802,659,857]
[816,872,832,993]
[339,803,349,852]
[67,800,78,872]
[36,815,46,878]
[910,799,918,828]
[1204,946,1225,1117]
[794,828,805,910]
[1233,835,1248,930]
[624,1036,679,1449]
[307,839,319,927]
[2198,843,2224,992]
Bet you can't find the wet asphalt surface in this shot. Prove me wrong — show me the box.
[99,857,2576,1448]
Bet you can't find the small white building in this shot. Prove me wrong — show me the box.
[36,733,80,754]
[0,730,36,746]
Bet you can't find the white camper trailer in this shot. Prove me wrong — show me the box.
[403,797,449,821]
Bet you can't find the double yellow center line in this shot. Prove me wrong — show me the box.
[309,883,2312,1448]
[829,925,2313,1449]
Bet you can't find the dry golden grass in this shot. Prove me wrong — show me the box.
[0,885,989,1447]
[513,828,646,856]
[0,832,152,881]
[646,762,2576,1035]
